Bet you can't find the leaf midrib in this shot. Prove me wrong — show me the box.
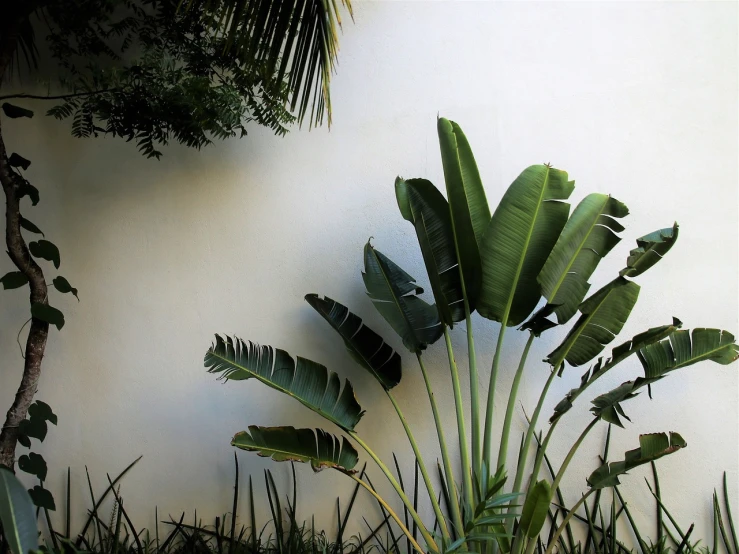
[0,472,22,554]
[553,285,615,365]
[671,341,735,371]
[371,248,417,347]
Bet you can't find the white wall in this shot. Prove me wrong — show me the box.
[1,0,737,547]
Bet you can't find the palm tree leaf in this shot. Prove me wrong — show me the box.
[395,177,464,326]
[362,241,443,353]
[587,433,686,490]
[0,469,39,554]
[437,118,489,308]
[232,426,359,473]
[478,164,575,326]
[546,277,640,370]
[205,335,364,431]
[537,194,629,324]
[305,294,401,390]
[550,318,683,423]
[620,223,679,278]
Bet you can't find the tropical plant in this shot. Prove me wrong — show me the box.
[0,468,38,554]
[205,117,738,554]
[0,0,353,470]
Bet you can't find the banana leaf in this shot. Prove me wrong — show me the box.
[205,335,364,431]
[519,480,551,539]
[547,277,640,369]
[395,177,465,325]
[478,164,574,326]
[437,118,489,309]
[537,193,629,324]
[621,223,679,278]
[0,468,39,554]
[363,241,443,353]
[305,294,401,390]
[232,426,359,473]
[587,433,686,489]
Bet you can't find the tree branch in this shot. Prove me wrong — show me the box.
[0,88,118,102]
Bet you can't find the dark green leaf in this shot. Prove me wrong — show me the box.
[479,164,575,326]
[2,103,34,119]
[31,302,65,330]
[53,276,79,300]
[205,336,363,431]
[362,242,443,353]
[519,480,551,539]
[29,240,60,269]
[232,426,358,473]
[621,223,679,278]
[17,435,31,448]
[18,181,39,206]
[18,418,47,442]
[28,401,58,426]
[587,433,686,489]
[0,468,39,554]
[19,217,43,236]
[19,453,47,482]
[395,177,464,325]
[8,153,31,171]
[1,272,29,290]
[305,294,401,390]
[28,486,55,511]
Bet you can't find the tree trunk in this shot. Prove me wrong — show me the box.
[0,115,50,471]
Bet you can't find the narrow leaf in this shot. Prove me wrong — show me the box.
[621,223,679,278]
[0,469,39,554]
[19,216,43,236]
[520,480,552,539]
[31,302,65,330]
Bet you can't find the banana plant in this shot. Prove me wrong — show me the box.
[206,117,738,554]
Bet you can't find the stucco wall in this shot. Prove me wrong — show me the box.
[1,0,737,546]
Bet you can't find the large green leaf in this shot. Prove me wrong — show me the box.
[232,426,358,473]
[620,223,679,278]
[550,318,682,423]
[519,480,551,539]
[205,336,364,431]
[590,328,738,426]
[437,118,489,308]
[547,277,640,369]
[0,468,39,554]
[478,164,575,326]
[587,433,686,490]
[395,177,464,325]
[537,194,629,324]
[362,242,443,353]
[305,294,401,390]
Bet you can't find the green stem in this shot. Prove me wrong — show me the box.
[545,492,594,554]
[418,353,465,538]
[444,326,475,517]
[466,305,482,481]
[551,417,600,493]
[529,420,557,488]
[497,332,534,473]
[348,432,439,553]
[387,391,451,541]
[483,323,508,472]
[347,474,426,554]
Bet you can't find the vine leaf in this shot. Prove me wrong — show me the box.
[18,453,47,482]
[8,153,31,171]
[19,216,43,236]
[53,276,79,301]
[29,240,60,269]
[1,272,29,290]
[1,103,34,119]
[31,302,65,330]
[28,486,55,511]
[28,401,57,426]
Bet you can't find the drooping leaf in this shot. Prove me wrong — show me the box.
[8,153,31,171]
[18,418,47,442]
[53,276,79,300]
[1,272,29,290]
[205,336,363,431]
[232,426,358,474]
[2,103,34,119]
[537,194,629,324]
[28,401,57,426]
[19,453,48,482]
[17,435,31,449]
[29,240,60,269]
[19,216,43,236]
[305,294,401,390]
[587,433,686,490]
[519,480,551,539]
[31,302,65,331]
[550,318,682,423]
[28,486,55,511]
[519,303,560,337]
[395,177,464,325]
[0,468,39,554]
[620,223,679,278]
[362,242,443,353]
[547,277,640,369]
[478,164,575,326]
[18,181,39,206]
[437,118,489,308]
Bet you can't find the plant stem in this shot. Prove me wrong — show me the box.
[0,89,118,102]
[418,353,465,538]
[466,305,482,481]
[497,332,534,473]
[348,474,426,554]
[387,391,451,541]
[529,420,557,488]
[550,418,600,492]
[544,492,593,554]
[348,432,439,553]
[483,323,507,472]
[444,326,475,517]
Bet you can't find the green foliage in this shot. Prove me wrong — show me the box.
[0,469,38,554]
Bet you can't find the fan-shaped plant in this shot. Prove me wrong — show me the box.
[206,118,738,554]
